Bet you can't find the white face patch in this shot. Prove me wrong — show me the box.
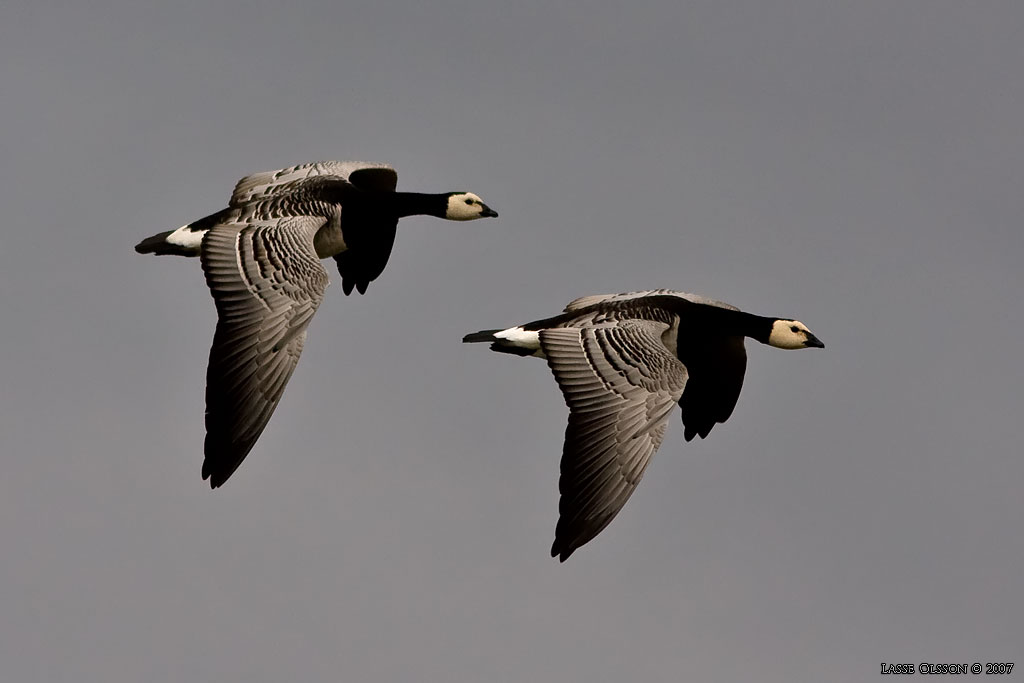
[768,319,817,350]
[445,192,490,221]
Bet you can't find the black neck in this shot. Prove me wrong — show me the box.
[660,297,776,344]
[734,312,776,345]
[710,309,775,344]
[385,192,450,219]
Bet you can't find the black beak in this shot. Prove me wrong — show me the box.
[480,205,498,218]
[804,333,824,349]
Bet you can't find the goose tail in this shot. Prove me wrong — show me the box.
[134,208,233,256]
[134,230,198,256]
[462,329,502,344]
[463,327,543,357]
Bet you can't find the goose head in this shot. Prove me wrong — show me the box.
[768,319,824,349]
[445,192,498,221]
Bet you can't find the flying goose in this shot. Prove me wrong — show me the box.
[463,289,823,561]
[135,160,498,294]
[135,161,497,488]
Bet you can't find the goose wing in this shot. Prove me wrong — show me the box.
[331,215,398,295]
[230,161,397,207]
[563,289,739,313]
[540,321,689,561]
[199,216,330,487]
[560,290,746,441]
[677,335,747,441]
[228,161,399,295]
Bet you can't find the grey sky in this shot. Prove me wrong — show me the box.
[1,1,1021,681]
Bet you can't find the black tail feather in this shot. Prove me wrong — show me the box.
[489,343,536,356]
[135,208,232,256]
[462,329,501,343]
[134,230,181,255]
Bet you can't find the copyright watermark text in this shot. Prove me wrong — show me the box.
[881,662,1014,675]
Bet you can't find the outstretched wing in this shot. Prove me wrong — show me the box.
[677,335,747,441]
[229,161,397,207]
[540,322,689,561]
[563,289,739,313]
[199,216,330,487]
[332,214,399,295]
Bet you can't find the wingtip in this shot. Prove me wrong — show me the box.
[202,464,223,489]
[341,278,371,295]
[204,469,231,489]
[202,452,235,489]
[550,540,575,563]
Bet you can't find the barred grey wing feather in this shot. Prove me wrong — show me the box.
[563,289,739,313]
[229,161,397,206]
[199,216,329,488]
[540,322,689,561]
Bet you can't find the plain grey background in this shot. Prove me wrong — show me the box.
[1,1,1021,681]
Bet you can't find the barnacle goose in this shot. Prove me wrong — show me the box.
[135,161,497,488]
[463,289,823,561]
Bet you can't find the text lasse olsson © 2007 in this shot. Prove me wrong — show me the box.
[881,662,1014,675]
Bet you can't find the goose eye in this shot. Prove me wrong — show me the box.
[464,198,474,205]
[790,325,800,333]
